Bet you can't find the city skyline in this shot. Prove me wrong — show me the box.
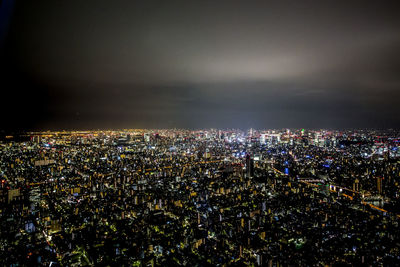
[1,128,399,265]
[1,2,400,264]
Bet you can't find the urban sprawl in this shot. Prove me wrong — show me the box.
[1,129,400,266]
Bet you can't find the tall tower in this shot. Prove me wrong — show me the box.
[245,154,254,178]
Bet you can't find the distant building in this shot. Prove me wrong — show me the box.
[260,134,267,144]
[246,154,254,178]
[144,133,150,143]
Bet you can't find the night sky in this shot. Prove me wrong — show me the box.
[1,1,400,131]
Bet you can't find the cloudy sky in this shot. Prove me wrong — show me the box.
[1,0,400,130]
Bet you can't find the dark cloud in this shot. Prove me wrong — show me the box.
[1,0,400,130]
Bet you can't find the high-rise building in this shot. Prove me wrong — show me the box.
[245,154,254,178]
[144,133,150,143]
[260,134,267,144]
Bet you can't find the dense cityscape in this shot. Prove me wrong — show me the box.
[1,129,399,266]
[2,0,400,266]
